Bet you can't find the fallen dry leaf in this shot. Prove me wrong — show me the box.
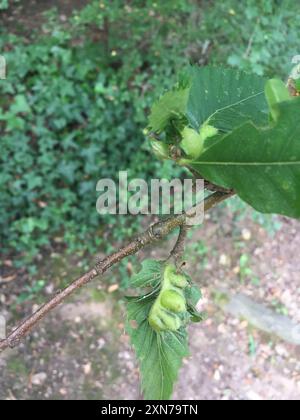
[108,284,119,293]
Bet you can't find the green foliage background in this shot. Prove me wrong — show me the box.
[0,0,299,266]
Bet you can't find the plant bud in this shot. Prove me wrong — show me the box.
[180,126,204,160]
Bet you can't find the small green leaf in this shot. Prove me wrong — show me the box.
[187,305,205,323]
[129,259,162,288]
[180,126,204,159]
[126,296,189,400]
[148,85,190,133]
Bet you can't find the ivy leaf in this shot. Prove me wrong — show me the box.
[126,296,189,400]
[187,66,268,133]
[189,98,300,219]
[10,94,31,115]
[129,259,162,288]
[148,85,190,133]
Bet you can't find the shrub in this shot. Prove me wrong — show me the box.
[0,0,299,264]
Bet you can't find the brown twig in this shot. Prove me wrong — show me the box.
[169,225,189,268]
[0,191,233,354]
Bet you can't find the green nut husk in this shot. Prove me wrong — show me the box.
[148,308,181,332]
[169,273,188,289]
[160,290,186,313]
[148,264,189,332]
[180,127,204,160]
[165,265,188,289]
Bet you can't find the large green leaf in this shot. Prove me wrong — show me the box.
[189,99,300,219]
[187,66,269,132]
[126,295,189,400]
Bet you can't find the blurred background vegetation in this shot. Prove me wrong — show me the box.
[0,0,298,271]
